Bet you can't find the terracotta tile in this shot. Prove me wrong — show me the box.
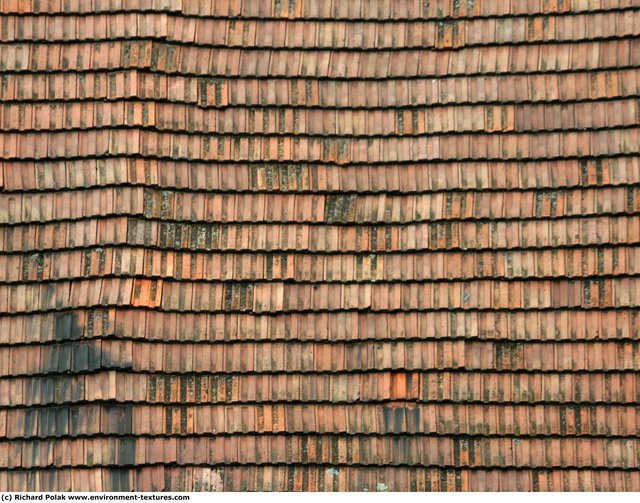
[1,1,639,491]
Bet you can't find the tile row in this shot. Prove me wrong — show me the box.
[3,12,637,47]
[0,0,179,14]
[2,70,636,106]
[1,339,637,376]
[2,128,638,161]
[2,339,466,376]
[0,13,169,43]
[4,157,640,192]
[1,0,635,18]
[196,69,640,107]
[2,369,638,406]
[2,403,639,438]
[3,308,636,345]
[3,246,638,284]
[1,40,638,77]
[3,215,638,254]
[1,466,639,492]
[126,308,640,342]
[172,11,629,48]
[2,99,636,134]
[0,435,637,468]
[2,277,639,314]
[180,0,639,19]
[3,186,639,224]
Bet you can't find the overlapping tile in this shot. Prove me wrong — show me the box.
[0,0,639,493]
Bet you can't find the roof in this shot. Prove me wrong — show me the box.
[0,0,639,492]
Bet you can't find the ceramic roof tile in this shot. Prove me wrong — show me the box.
[1,0,639,493]
[3,12,639,46]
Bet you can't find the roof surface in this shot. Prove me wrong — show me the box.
[1,0,640,492]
